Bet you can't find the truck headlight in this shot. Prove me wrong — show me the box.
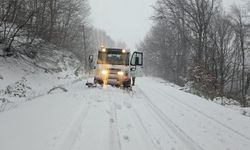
[117,71,124,76]
[102,48,106,52]
[101,70,108,75]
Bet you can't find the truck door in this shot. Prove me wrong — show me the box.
[130,52,143,77]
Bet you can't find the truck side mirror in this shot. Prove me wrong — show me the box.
[89,55,94,63]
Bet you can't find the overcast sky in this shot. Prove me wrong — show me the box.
[89,0,245,50]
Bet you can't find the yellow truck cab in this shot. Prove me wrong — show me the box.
[89,47,143,87]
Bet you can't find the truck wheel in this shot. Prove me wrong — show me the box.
[94,78,97,84]
[94,77,103,85]
[123,79,131,88]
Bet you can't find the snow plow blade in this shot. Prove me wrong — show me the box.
[86,82,97,88]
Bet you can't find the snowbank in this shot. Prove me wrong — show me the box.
[0,46,80,112]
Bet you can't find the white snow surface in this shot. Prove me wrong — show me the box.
[1,77,250,150]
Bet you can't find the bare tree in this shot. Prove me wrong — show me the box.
[0,0,92,58]
[230,5,250,106]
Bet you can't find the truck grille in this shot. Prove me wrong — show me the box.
[109,68,121,74]
[108,68,121,80]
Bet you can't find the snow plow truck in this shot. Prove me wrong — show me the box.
[87,47,143,88]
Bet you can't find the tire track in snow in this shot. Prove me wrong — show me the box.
[108,88,122,150]
[120,93,161,150]
[132,92,197,150]
[111,87,159,150]
[131,108,163,150]
[49,98,89,150]
[151,82,250,142]
[136,86,204,150]
[129,89,179,149]
[69,88,112,150]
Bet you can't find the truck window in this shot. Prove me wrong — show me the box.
[97,51,129,65]
[131,52,143,66]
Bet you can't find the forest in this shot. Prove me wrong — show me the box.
[0,0,124,72]
[138,0,250,106]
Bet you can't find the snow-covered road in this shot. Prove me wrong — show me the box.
[1,77,250,150]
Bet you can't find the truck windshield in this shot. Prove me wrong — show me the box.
[97,51,129,66]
